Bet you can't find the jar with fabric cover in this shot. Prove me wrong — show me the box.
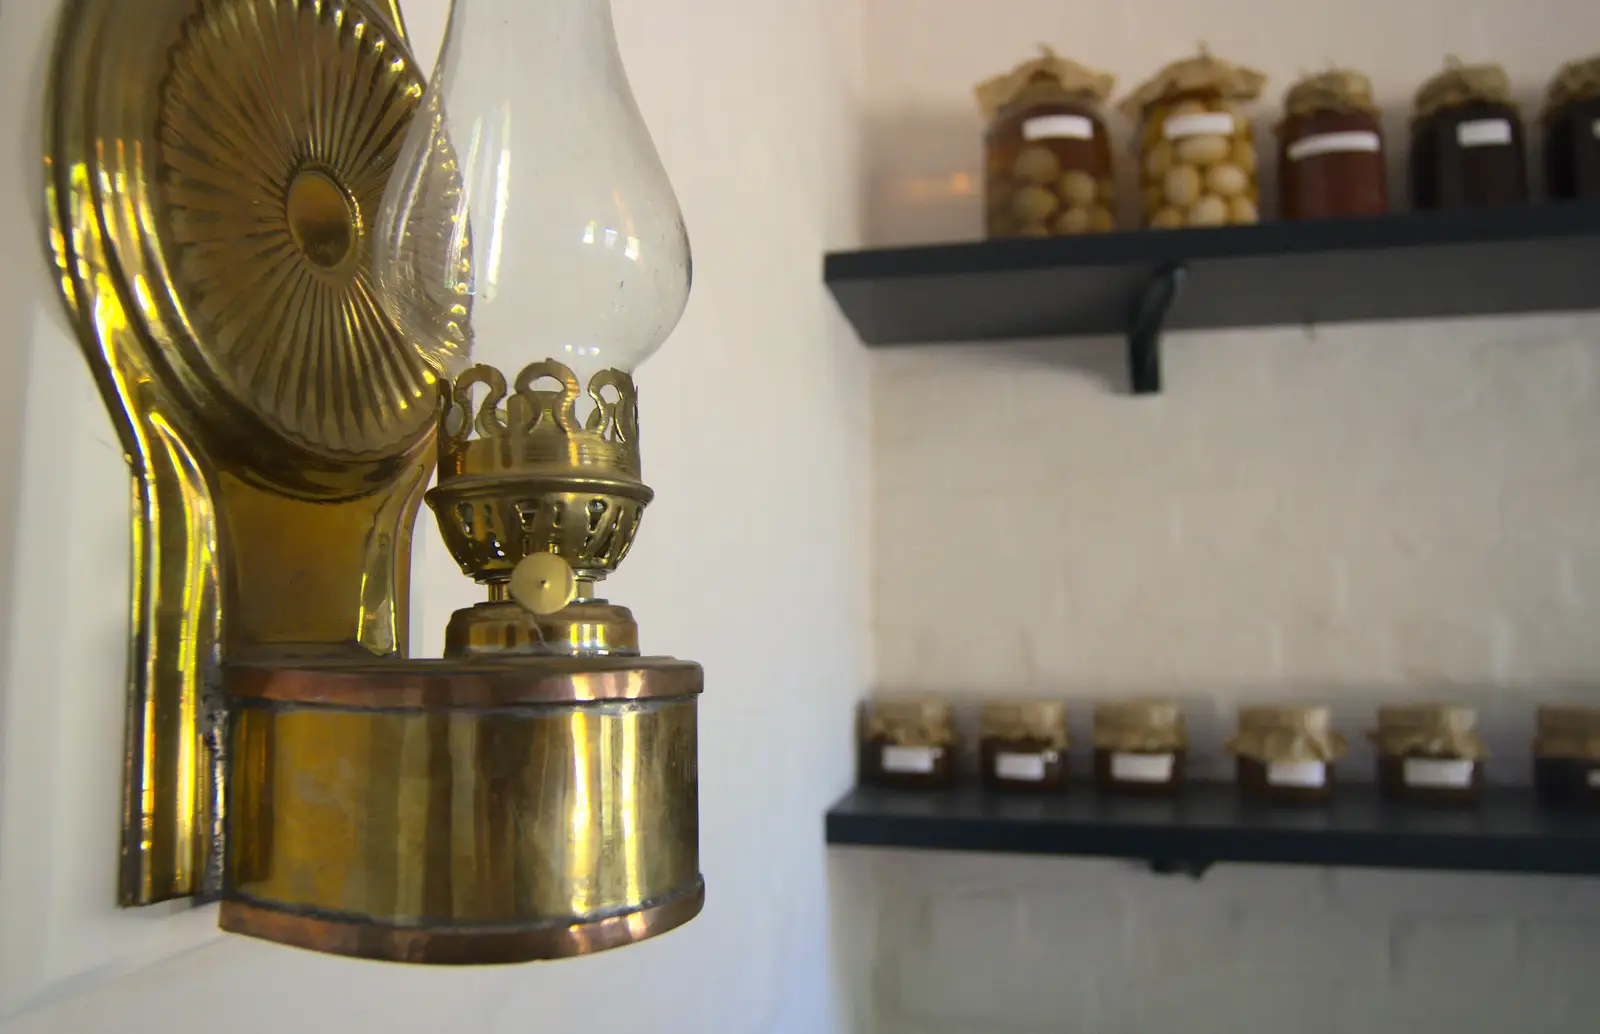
[1409,58,1528,209]
[1092,700,1187,794]
[979,700,1070,792]
[858,698,958,790]
[1122,47,1266,229]
[1543,55,1600,200]
[977,46,1117,238]
[1277,68,1387,220]
[1227,706,1346,804]
[1370,704,1485,805]
[1533,706,1600,809]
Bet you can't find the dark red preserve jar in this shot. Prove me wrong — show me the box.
[1543,56,1600,200]
[1277,69,1386,220]
[1410,60,1528,209]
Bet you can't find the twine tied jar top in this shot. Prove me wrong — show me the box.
[1534,706,1600,761]
[1226,706,1347,763]
[1371,704,1486,759]
[1092,699,1187,753]
[979,699,1070,750]
[861,697,956,747]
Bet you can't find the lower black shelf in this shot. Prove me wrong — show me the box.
[825,783,1600,877]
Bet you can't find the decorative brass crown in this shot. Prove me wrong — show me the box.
[428,359,652,584]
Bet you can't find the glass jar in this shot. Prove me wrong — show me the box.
[1543,55,1600,200]
[1370,704,1484,806]
[979,700,1070,792]
[977,47,1117,238]
[1533,706,1600,810]
[1410,60,1528,210]
[858,698,957,790]
[1227,706,1346,805]
[1278,69,1387,220]
[1092,700,1186,795]
[1123,49,1266,229]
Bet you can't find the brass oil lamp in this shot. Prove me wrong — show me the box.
[44,0,701,964]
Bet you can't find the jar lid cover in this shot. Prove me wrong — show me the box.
[1544,54,1600,121]
[975,45,1115,120]
[1120,45,1267,118]
[1281,68,1379,120]
[1370,703,1486,760]
[1226,705,1348,763]
[1413,57,1515,119]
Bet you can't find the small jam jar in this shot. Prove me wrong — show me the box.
[858,698,957,790]
[1121,48,1266,229]
[1543,55,1600,201]
[976,46,1117,238]
[1092,700,1186,795]
[1227,706,1346,805]
[1277,69,1387,220]
[1410,60,1529,210]
[979,699,1070,793]
[1371,704,1485,806]
[1533,705,1600,810]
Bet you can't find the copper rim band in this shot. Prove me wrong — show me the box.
[225,656,703,708]
[220,878,705,965]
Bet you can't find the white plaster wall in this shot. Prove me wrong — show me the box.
[0,0,869,1030]
[861,1,1600,1032]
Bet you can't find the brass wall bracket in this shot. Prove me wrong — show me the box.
[45,0,437,906]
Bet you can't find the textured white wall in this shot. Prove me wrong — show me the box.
[0,0,869,1030]
[861,1,1600,1032]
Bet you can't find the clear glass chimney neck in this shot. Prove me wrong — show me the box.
[376,0,691,386]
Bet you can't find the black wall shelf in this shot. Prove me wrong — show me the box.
[823,202,1600,394]
[826,784,1600,878]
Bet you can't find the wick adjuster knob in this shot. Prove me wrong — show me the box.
[509,553,577,616]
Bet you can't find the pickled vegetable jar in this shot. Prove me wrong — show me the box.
[1226,705,1346,805]
[1278,69,1387,220]
[979,699,1070,793]
[1410,59,1528,209]
[1370,704,1485,806]
[977,46,1117,237]
[1122,48,1266,229]
[1092,700,1187,795]
[858,697,958,790]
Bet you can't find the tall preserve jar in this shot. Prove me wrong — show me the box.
[977,46,1117,237]
[1410,59,1528,209]
[1278,69,1387,220]
[1543,55,1600,200]
[1122,48,1266,229]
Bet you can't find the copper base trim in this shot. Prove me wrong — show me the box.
[226,654,702,707]
[219,877,705,964]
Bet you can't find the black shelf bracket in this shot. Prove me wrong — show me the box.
[1127,263,1186,395]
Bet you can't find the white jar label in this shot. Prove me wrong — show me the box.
[1403,758,1475,789]
[1287,130,1381,162]
[881,745,937,774]
[1588,768,1600,788]
[995,752,1048,781]
[1111,752,1174,782]
[1163,112,1234,140]
[1023,114,1094,141]
[1456,118,1512,148]
[1266,760,1327,788]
